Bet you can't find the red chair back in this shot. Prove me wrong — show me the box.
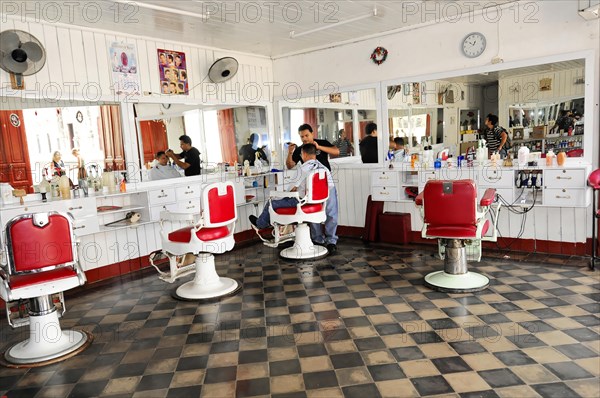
[423,180,477,227]
[588,169,600,190]
[6,213,75,274]
[306,170,329,203]
[202,182,237,227]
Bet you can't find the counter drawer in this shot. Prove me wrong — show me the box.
[479,168,514,187]
[176,184,201,201]
[150,203,178,221]
[371,171,399,187]
[148,188,176,205]
[544,169,586,188]
[176,200,200,213]
[371,186,399,202]
[544,188,586,207]
[73,218,99,236]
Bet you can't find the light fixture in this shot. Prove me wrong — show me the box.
[111,0,210,20]
[290,7,377,39]
[578,0,600,20]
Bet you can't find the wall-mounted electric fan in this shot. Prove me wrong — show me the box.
[0,30,46,89]
[208,57,239,83]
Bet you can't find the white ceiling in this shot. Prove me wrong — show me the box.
[44,0,516,58]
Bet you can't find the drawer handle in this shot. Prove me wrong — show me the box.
[185,191,193,194]
[555,195,571,199]
[69,206,83,210]
[186,206,194,209]
[378,176,389,180]
[157,194,168,198]
[556,176,572,180]
[379,192,389,195]
[73,225,86,230]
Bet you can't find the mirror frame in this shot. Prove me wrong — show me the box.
[381,50,597,165]
[274,83,383,167]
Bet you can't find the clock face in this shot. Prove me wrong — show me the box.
[462,32,486,58]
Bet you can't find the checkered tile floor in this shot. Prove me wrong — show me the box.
[1,240,599,397]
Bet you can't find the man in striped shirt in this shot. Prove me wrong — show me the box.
[484,114,509,158]
[333,129,354,157]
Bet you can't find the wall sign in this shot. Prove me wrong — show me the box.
[9,113,20,127]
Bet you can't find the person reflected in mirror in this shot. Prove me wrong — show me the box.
[72,148,87,180]
[550,110,574,135]
[286,124,339,254]
[359,122,378,163]
[392,137,406,162]
[166,135,201,176]
[239,133,269,166]
[149,151,182,180]
[484,114,509,158]
[51,151,66,176]
[332,129,354,157]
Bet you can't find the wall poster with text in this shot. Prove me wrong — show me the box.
[157,49,188,95]
[109,41,140,96]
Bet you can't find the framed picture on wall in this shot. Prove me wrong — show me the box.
[412,82,421,104]
[157,49,188,95]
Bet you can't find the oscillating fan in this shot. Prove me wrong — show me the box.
[208,57,239,83]
[0,30,46,89]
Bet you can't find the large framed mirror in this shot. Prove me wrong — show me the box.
[0,100,124,192]
[134,103,273,180]
[384,56,589,160]
[278,87,378,165]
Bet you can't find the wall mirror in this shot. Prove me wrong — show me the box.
[134,103,271,179]
[279,87,378,163]
[385,57,587,158]
[1,100,124,192]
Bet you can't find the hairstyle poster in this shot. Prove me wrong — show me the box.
[157,49,188,95]
[109,41,140,96]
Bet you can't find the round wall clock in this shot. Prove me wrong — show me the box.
[76,111,84,123]
[461,32,486,58]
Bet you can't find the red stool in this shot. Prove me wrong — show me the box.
[588,169,600,270]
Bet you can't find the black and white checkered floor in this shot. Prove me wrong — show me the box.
[1,240,599,397]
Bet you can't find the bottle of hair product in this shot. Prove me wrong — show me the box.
[557,151,567,166]
[546,149,555,166]
[59,173,71,199]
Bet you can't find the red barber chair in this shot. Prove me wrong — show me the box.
[588,169,600,270]
[415,180,500,292]
[150,181,239,300]
[256,170,329,259]
[0,212,92,366]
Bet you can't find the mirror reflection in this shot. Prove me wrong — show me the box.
[280,88,377,163]
[135,104,271,180]
[387,58,586,159]
[0,103,124,192]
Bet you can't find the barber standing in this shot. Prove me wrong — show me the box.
[286,124,340,255]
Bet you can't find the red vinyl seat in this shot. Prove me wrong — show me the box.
[0,212,92,366]
[415,180,500,293]
[588,169,600,270]
[149,181,240,300]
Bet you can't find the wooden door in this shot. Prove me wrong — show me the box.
[98,105,125,171]
[303,109,318,135]
[0,110,34,192]
[139,120,168,164]
[359,121,370,140]
[217,109,237,164]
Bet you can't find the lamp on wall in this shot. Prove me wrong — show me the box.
[290,7,378,39]
[578,0,600,20]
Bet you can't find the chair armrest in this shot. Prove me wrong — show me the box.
[160,211,196,222]
[415,192,424,206]
[269,191,300,199]
[480,189,496,207]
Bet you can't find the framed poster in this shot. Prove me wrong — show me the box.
[109,41,140,96]
[157,49,188,95]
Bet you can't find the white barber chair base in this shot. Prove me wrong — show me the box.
[424,271,489,293]
[279,224,328,260]
[174,254,240,300]
[3,309,91,366]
